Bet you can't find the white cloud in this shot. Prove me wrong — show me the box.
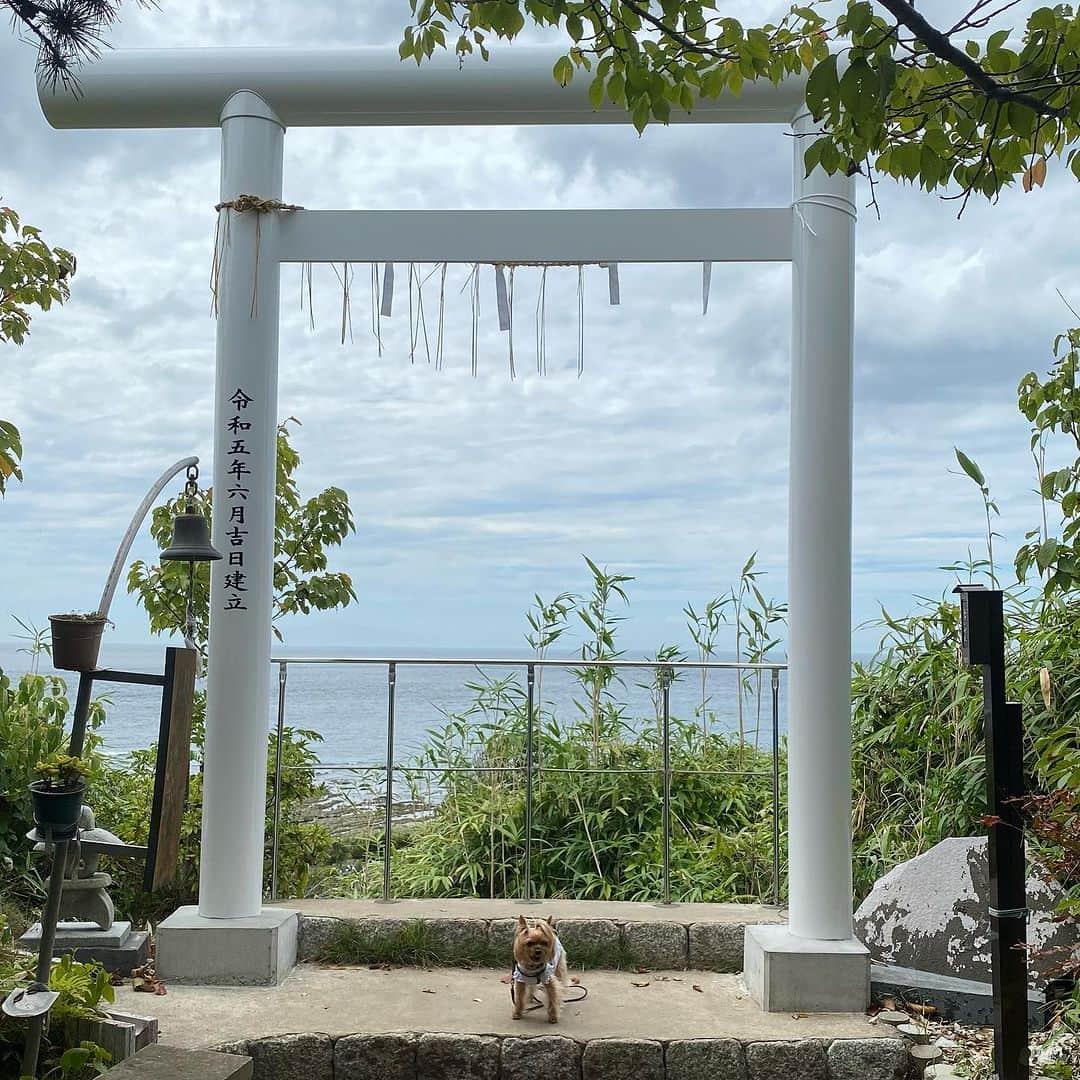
[0,0,1076,659]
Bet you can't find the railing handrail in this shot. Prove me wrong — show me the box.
[267,655,785,909]
[270,655,787,670]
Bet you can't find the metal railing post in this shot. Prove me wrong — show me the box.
[524,663,535,903]
[382,662,397,902]
[771,666,781,907]
[270,660,287,902]
[662,668,672,905]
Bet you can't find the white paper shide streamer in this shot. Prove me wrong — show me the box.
[279,258,718,377]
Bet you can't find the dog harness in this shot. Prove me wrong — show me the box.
[512,935,565,987]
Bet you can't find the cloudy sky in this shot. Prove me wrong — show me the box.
[0,0,1075,658]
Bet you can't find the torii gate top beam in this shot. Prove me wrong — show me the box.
[38,45,808,130]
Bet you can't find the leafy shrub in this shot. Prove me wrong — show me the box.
[372,672,781,904]
[0,670,105,905]
[97,690,332,923]
[0,914,113,1078]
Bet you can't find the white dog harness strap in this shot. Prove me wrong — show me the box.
[513,936,564,986]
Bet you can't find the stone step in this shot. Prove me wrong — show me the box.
[108,963,901,1080]
[104,1043,251,1079]
[216,1031,910,1080]
[291,897,785,972]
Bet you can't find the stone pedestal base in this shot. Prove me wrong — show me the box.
[20,920,150,976]
[743,923,869,1013]
[156,906,297,986]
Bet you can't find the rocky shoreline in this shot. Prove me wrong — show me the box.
[298,788,436,839]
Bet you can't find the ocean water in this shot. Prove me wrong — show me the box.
[0,641,788,770]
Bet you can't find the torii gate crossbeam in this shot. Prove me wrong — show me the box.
[38,46,866,1010]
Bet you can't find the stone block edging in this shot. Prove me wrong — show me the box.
[216,1031,905,1080]
[298,913,748,972]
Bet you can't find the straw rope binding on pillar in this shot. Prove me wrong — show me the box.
[210,194,304,317]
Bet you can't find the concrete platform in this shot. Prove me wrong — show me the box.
[103,1043,251,1079]
[21,920,151,976]
[113,963,888,1048]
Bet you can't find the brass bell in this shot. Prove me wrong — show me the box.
[161,504,223,563]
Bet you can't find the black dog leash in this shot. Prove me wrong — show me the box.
[509,974,589,1010]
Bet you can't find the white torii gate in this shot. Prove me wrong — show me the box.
[39,46,867,1009]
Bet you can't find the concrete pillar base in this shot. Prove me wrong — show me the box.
[156,906,297,986]
[743,923,869,1013]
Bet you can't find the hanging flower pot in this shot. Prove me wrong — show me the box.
[49,613,107,672]
[30,753,90,836]
[29,781,85,835]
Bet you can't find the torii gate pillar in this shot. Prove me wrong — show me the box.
[743,112,869,1012]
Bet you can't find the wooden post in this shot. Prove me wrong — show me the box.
[145,647,197,892]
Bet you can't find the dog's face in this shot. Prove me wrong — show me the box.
[514,916,556,969]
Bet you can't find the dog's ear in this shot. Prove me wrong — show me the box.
[517,915,528,930]
[545,916,555,927]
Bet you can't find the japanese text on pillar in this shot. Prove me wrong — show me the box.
[223,387,253,611]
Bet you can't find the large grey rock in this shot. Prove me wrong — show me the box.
[246,1033,333,1080]
[853,836,1076,985]
[827,1038,907,1080]
[502,1035,582,1080]
[666,1038,747,1080]
[209,1040,250,1058]
[688,923,744,972]
[296,916,340,960]
[416,1033,499,1080]
[744,1039,827,1080]
[581,1038,664,1080]
[334,1033,416,1080]
[553,918,621,964]
[623,922,687,969]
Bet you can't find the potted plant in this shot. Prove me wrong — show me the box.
[30,752,90,835]
[48,613,107,672]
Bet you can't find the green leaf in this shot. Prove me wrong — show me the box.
[553,55,574,87]
[1036,538,1059,573]
[804,53,839,120]
[954,448,985,486]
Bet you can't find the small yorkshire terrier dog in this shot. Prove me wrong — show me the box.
[511,915,568,1024]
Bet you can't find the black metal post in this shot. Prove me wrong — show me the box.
[66,670,95,758]
[22,668,99,1076]
[21,835,70,1078]
[988,698,1028,1080]
[954,585,1028,1080]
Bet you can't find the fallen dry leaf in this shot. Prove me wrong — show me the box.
[792,1011,810,1019]
[422,988,436,994]
[630,980,650,988]
[908,1003,937,1017]
[692,984,703,993]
